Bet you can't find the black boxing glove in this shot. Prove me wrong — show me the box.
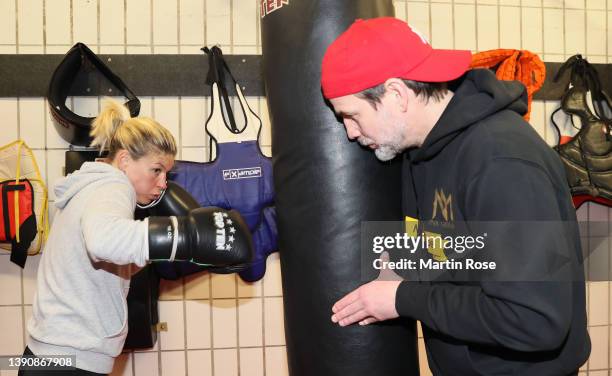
[147,207,254,267]
[148,181,200,217]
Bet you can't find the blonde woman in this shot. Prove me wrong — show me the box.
[20,99,252,375]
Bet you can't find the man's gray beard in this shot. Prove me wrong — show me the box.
[358,136,401,162]
[374,144,400,161]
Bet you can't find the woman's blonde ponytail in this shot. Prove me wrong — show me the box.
[89,97,177,160]
[89,97,132,151]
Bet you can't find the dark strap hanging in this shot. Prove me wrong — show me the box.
[203,46,241,132]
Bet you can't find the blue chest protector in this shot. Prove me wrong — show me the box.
[171,140,277,282]
[155,47,278,282]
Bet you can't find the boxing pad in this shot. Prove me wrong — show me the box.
[262,2,419,375]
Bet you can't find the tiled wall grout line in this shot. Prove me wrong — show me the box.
[150,344,286,352]
[181,276,188,376]
[42,0,47,54]
[149,0,154,53]
[14,0,18,53]
[209,275,215,375]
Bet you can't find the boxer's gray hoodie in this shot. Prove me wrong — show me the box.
[27,162,149,374]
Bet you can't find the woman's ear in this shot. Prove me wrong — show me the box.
[115,149,131,172]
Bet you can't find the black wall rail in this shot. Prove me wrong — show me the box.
[0,54,263,97]
[0,54,610,100]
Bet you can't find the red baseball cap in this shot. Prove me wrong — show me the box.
[321,17,472,99]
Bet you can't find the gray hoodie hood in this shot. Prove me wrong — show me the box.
[54,162,131,209]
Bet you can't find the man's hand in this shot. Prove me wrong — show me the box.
[331,252,404,326]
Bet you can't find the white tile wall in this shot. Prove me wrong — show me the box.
[159,301,186,351]
[17,0,43,46]
[213,348,238,376]
[0,0,16,45]
[568,0,587,9]
[454,4,477,51]
[586,10,606,55]
[476,5,499,51]
[185,300,212,349]
[238,298,264,347]
[180,0,205,47]
[133,352,159,376]
[153,0,178,46]
[72,0,98,47]
[588,0,607,9]
[45,0,71,46]
[233,0,259,46]
[211,274,237,299]
[407,2,430,41]
[0,256,21,306]
[206,0,232,46]
[180,97,208,147]
[212,299,238,349]
[100,0,125,46]
[0,100,19,145]
[238,276,263,298]
[187,349,212,376]
[240,347,264,376]
[263,297,285,346]
[18,99,46,149]
[522,7,543,52]
[430,3,454,49]
[566,9,587,54]
[0,0,609,374]
[126,0,151,45]
[264,346,289,376]
[160,351,186,376]
[0,306,23,356]
[543,9,564,55]
[500,6,522,49]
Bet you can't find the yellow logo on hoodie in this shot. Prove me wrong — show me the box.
[405,216,448,262]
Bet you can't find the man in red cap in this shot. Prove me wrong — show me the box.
[323,17,589,375]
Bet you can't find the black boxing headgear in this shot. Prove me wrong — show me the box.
[47,43,141,146]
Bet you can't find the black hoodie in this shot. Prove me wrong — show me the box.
[395,69,590,375]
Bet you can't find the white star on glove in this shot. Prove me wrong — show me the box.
[225,244,232,251]
[229,227,236,234]
[228,235,235,243]
[226,219,233,225]
[223,213,229,218]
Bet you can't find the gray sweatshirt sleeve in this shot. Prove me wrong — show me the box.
[81,182,149,266]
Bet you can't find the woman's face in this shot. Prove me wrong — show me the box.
[118,151,175,205]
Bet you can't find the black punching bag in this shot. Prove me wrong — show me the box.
[262,2,419,375]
